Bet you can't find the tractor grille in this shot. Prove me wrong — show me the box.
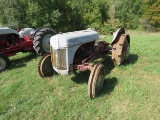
[51,48,67,70]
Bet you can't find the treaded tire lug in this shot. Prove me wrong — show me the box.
[33,28,56,56]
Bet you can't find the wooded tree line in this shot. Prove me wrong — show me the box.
[0,0,159,33]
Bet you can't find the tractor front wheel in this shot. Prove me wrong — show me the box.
[0,54,10,72]
[33,28,56,56]
[38,54,55,77]
[88,63,105,98]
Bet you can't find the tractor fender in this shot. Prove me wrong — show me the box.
[0,27,19,35]
[19,28,36,38]
[112,28,125,45]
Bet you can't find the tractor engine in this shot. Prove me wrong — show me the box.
[0,27,35,57]
[0,34,20,49]
[73,41,95,64]
[73,41,110,65]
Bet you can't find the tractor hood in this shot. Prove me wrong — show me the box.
[0,27,19,35]
[50,30,99,49]
[19,28,35,38]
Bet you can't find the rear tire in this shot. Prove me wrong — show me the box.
[0,53,10,72]
[112,34,130,65]
[33,28,56,56]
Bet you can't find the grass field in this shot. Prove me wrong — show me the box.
[0,34,160,120]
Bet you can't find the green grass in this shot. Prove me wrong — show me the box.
[0,34,160,120]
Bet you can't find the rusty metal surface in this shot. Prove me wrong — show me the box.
[51,48,57,68]
[82,53,97,64]
[73,41,95,65]
[88,64,98,98]
[51,48,67,70]
[38,54,55,77]
[91,63,105,98]
[74,63,94,71]
[112,34,130,65]
[73,41,110,69]
[57,49,67,70]
[88,63,105,98]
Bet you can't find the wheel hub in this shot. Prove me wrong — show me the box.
[42,34,52,52]
[38,54,55,77]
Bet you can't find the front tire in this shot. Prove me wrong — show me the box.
[88,63,105,98]
[33,28,56,56]
[38,54,55,77]
[0,53,10,72]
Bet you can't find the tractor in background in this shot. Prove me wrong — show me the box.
[0,27,56,72]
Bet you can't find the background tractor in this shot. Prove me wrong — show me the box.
[0,27,55,72]
[37,28,130,98]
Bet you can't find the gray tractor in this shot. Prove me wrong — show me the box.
[35,28,130,98]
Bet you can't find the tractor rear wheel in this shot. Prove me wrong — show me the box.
[38,54,55,77]
[112,34,130,65]
[0,53,10,72]
[33,28,56,56]
[88,63,105,98]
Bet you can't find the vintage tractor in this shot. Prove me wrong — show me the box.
[0,27,55,72]
[37,28,130,98]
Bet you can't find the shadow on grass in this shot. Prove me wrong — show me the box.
[125,54,139,65]
[104,54,138,67]
[71,54,137,98]
[103,55,115,74]
[100,77,118,97]
[71,71,90,84]
[71,56,115,84]
[9,52,38,70]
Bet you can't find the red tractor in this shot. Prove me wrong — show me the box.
[0,27,56,72]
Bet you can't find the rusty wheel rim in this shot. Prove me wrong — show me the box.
[112,34,130,65]
[88,63,105,98]
[88,64,98,98]
[122,38,130,61]
[38,54,54,77]
[92,64,105,98]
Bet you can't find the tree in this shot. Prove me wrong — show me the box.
[0,0,28,28]
[142,0,160,31]
[115,0,143,29]
[0,0,159,33]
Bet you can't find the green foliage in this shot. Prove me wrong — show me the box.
[0,0,28,28]
[115,0,143,29]
[142,0,160,31]
[0,0,159,33]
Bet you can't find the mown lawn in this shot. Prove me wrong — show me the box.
[0,34,160,120]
